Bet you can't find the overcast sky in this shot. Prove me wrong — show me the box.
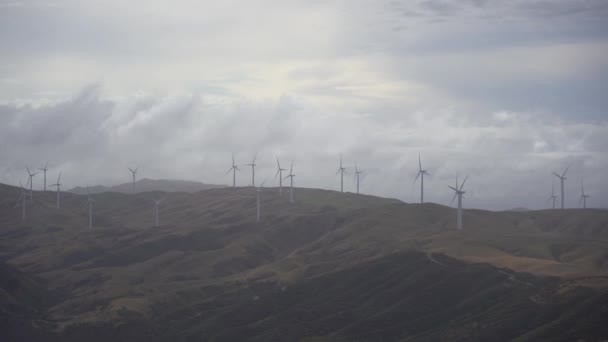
[1,0,607,210]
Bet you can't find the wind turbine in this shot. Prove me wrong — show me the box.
[336,154,346,193]
[414,153,430,203]
[448,175,468,230]
[226,153,239,191]
[548,182,558,209]
[154,198,163,227]
[256,180,266,222]
[25,167,37,201]
[284,161,296,203]
[86,186,94,229]
[246,154,257,187]
[552,165,570,210]
[353,162,363,194]
[14,180,26,220]
[49,172,62,208]
[579,181,590,209]
[274,156,287,195]
[128,167,138,193]
[38,161,49,191]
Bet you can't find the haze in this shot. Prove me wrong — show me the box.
[1,0,607,210]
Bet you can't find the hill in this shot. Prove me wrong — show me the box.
[0,183,607,341]
[68,178,225,194]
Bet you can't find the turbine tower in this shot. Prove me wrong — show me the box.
[246,154,257,187]
[284,161,296,203]
[580,181,590,209]
[548,183,558,209]
[128,167,138,193]
[552,166,570,210]
[15,181,26,220]
[354,162,362,194]
[86,187,94,229]
[414,153,430,203]
[226,153,239,191]
[49,172,62,208]
[25,167,37,201]
[38,161,49,191]
[154,198,163,227]
[274,157,287,195]
[256,180,266,222]
[336,154,346,193]
[448,175,468,230]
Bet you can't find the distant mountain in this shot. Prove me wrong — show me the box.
[505,207,531,212]
[69,178,225,194]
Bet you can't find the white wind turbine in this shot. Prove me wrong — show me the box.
[547,181,558,209]
[128,167,138,193]
[579,181,590,209]
[336,154,346,193]
[284,161,296,203]
[226,153,239,191]
[552,165,570,210]
[154,198,163,227]
[38,161,49,191]
[246,154,257,187]
[414,153,430,203]
[256,180,266,222]
[86,187,94,229]
[25,167,37,201]
[448,175,468,230]
[353,162,363,194]
[274,156,287,196]
[49,172,62,208]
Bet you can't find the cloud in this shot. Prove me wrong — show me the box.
[1,84,607,210]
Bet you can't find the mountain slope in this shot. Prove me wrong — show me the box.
[0,183,607,341]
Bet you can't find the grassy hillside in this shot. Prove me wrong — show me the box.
[0,182,607,341]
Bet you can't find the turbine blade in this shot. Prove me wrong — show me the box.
[450,192,458,205]
[225,167,233,175]
[57,171,62,183]
[276,156,280,169]
[448,185,458,192]
[413,172,420,184]
[274,169,280,179]
[562,164,571,177]
[460,175,469,191]
[418,153,422,170]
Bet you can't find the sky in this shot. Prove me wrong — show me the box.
[1,0,607,210]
